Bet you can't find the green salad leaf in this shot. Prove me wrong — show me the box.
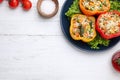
[88,33,110,49]
[65,0,81,17]
[65,0,120,49]
[110,0,120,11]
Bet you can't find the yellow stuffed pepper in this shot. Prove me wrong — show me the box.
[79,0,110,16]
[70,14,96,42]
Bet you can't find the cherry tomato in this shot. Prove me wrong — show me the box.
[0,0,3,3]
[22,0,32,10]
[9,0,19,9]
[112,51,120,72]
[20,0,28,3]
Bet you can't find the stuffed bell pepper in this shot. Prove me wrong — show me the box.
[70,14,96,42]
[79,0,110,16]
[96,11,120,39]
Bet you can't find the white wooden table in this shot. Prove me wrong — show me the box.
[0,0,120,80]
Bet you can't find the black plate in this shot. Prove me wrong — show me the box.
[60,0,120,51]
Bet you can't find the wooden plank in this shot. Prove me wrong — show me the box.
[0,0,65,35]
[0,36,120,80]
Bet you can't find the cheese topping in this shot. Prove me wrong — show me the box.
[99,12,120,35]
[82,0,108,11]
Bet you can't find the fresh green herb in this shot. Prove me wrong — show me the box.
[89,21,93,29]
[100,4,103,8]
[65,0,81,17]
[90,7,94,11]
[79,25,84,37]
[103,1,107,6]
[110,0,120,11]
[89,21,93,34]
[88,33,110,49]
[89,29,93,34]
[99,4,103,10]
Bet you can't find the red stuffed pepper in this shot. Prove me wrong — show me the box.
[96,11,120,39]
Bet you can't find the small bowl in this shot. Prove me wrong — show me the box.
[111,50,120,72]
[37,0,59,18]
